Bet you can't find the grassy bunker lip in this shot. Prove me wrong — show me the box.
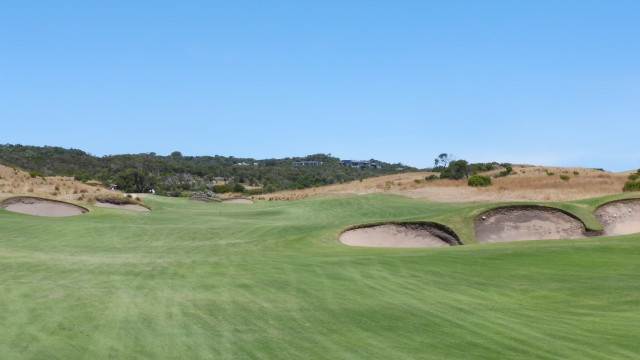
[190,197,221,203]
[340,221,462,248]
[594,198,640,236]
[1,196,89,217]
[474,205,596,244]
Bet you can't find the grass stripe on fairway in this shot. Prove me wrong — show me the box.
[1,194,639,359]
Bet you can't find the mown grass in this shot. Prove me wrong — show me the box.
[0,194,639,359]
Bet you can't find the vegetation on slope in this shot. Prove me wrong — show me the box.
[0,144,415,195]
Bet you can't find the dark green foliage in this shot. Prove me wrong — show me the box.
[114,169,154,193]
[623,181,640,192]
[573,171,580,176]
[0,145,416,196]
[425,174,438,181]
[233,183,246,193]
[495,165,513,178]
[213,185,232,193]
[29,171,45,178]
[440,160,470,179]
[468,175,492,187]
[560,175,570,181]
[628,170,640,181]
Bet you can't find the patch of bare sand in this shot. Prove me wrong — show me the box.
[222,199,253,204]
[95,202,150,212]
[1,196,88,217]
[255,166,629,203]
[474,206,588,244]
[594,199,640,236]
[340,223,460,248]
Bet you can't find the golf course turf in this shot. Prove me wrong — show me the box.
[1,193,639,359]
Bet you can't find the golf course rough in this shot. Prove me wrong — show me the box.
[1,193,640,359]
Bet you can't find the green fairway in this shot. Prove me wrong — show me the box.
[1,194,639,359]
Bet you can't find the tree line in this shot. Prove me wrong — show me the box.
[0,144,415,195]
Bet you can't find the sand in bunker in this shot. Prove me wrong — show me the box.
[95,202,150,212]
[340,224,455,248]
[475,206,587,244]
[595,199,640,236]
[1,197,88,217]
[222,199,253,204]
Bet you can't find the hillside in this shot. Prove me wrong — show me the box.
[0,144,416,195]
[0,165,107,204]
[256,165,631,202]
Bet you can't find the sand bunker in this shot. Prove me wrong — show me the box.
[475,206,588,244]
[190,198,219,203]
[1,197,88,217]
[594,199,640,236]
[222,199,253,204]
[340,222,461,248]
[95,202,150,212]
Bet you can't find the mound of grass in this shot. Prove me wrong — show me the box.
[92,193,140,205]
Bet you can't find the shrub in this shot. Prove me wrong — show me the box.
[546,171,555,176]
[628,170,640,181]
[426,175,438,181]
[559,175,570,181]
[623,181,640,192]
[468,175,492,187]
[94,194,139,205]
[414,179,421,184]
[213,185,231,193]
[233,183,246,193]
[573,171,580,176]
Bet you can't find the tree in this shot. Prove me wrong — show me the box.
[434,153,453,169]
[114,169,154,193]
[440,160,470,179]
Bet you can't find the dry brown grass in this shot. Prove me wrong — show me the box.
[0,165,111,205]
[253,165,631,203]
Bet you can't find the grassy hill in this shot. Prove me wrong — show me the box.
[0,144,416,196]
[1,194,639,359]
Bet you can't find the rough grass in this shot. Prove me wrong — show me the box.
[0,194,639,359]
[255,166,629,203]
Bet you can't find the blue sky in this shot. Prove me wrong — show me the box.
[1,1,638,171]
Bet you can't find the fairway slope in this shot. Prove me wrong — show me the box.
[94,202,150,212]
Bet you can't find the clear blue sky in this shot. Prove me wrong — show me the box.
[1,1,638,171]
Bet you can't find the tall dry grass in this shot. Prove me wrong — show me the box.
[0,165,109,204]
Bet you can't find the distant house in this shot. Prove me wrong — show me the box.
[339,160,382,169]
[293,161,324,167]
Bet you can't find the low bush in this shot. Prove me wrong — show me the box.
[425,175,438,181]
[468,175,492,187]
[93,194,140,205]
[628,170,640,181]
[559,175,570,181]
[623,181,640,192]
[573,171,580,176]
